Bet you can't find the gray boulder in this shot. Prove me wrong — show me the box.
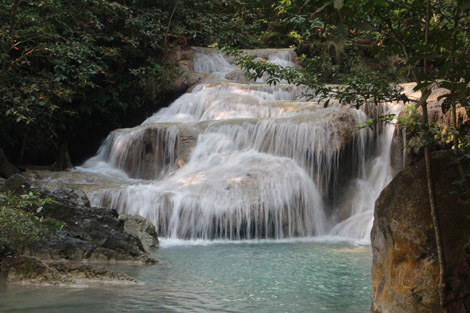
[52,187,91,208]
[1,175,156,264]
[119,214,159,253]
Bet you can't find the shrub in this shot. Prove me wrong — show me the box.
[0,191,63,257]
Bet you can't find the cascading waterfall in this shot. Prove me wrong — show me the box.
[329,103,402,242]
[80,47,402,242]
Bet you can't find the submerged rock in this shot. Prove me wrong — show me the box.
[371,151,470,313]
[119,214,159,253]
[1,256,139,286]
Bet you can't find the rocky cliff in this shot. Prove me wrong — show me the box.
[371,151,470,313]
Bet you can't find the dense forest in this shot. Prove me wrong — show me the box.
[1,0,469,167]
[0,0,283,165]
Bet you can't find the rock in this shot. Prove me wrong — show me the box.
[390,133,405,174]
[119,214,159,252]
[52,187,90,207]
[371,151,470,313]
[0,147,20,179]
[0,177,5,192]
[3,173,32,194]
[225,69,251,82]
[1,256,139,286]
[163,46,203,95]
[99,122,206,180]
[400,82,469,129]
[2,175,157,264]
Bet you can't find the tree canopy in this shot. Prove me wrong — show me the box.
[1,0,469,168]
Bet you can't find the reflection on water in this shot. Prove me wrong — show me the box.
[0,240,372,313]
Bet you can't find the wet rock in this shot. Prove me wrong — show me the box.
[225,69,251,82]
[119,214,159,253]
[2,175,157,265]
[100,122,206,180]
[165,46,203,93]
[1,256,138,286]
[52,187,90,207]
[371,151,470,313]
[390,133,405,174]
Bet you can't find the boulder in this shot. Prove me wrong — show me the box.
[52,187,90,207]
[3,173,32,194]
[119,214,159,253]
[1,255,138,286]
[99,122,206,180]
[0,147,20,179]
[1,175,156,265]
[371,151,470,313]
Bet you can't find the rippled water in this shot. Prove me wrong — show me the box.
[0,239,372,313]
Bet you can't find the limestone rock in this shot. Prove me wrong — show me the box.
[371,151,470,313]
[100,122,206,179]
[164,46,203,94]
[119,214,159,253]
[52,187,90,207]
[1,256,139,286]
[400,82,469,129]
[2,175,157,264]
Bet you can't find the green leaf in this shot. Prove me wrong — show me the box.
[373,0,388,6]
[462,2,470,11]
[437,62,453,77]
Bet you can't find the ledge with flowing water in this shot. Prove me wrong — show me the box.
[29,47,404,242]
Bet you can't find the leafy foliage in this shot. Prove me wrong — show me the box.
[1,0,469,170]
[223,45,404,109]
[0,190,62,257]
[0,0,289,164]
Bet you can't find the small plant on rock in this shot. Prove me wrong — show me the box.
[0,191,63,258]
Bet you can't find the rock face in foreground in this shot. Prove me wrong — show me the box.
[371,151,470,313]
[1,175,156,265]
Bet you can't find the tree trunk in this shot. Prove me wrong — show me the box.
[164,0,179,47]
[422,101,448,312]
[422,1,448,311]
[452,106,466,179]
[50,142,73,171]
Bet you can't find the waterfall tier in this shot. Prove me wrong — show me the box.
[53,48,401,241]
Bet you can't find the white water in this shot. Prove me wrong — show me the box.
[81,48,401,242]
[329,103,402,242]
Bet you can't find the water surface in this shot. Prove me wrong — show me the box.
[0,239,372,313]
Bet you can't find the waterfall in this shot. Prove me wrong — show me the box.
[329,103,402,242]
[80,48,401,242]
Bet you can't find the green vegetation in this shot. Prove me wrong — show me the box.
[0,190,62,257]
[2,1,469,166]
[0,0,275,165]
